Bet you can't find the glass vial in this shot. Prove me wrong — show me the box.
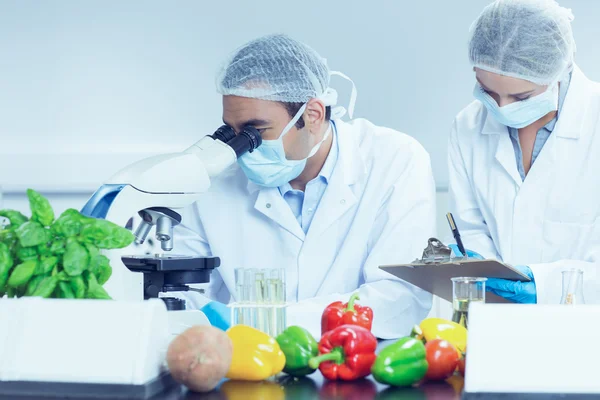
[451,277,487,329]
[560,269,585,305]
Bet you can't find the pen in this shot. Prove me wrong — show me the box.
[446,212,467,257]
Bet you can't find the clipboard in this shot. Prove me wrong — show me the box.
[379,259,532,304]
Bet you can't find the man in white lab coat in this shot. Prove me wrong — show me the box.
[173,34,436,339]
[449,0,600,304]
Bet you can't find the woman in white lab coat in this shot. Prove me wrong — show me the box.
[173,34,436,339]
[449,0,600,304]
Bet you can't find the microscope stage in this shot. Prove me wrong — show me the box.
[121,255,220,272]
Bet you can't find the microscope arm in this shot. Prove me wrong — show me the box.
[81,128,261,302]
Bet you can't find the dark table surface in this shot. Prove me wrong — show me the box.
[0,340,463,400]
[3,372,594,400]
[149,373,464,400]
[147,338,464,400]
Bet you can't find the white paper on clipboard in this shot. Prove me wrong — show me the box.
[379,259,531,304]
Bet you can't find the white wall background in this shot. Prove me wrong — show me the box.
[1,0,599,317]
[2,0,600,193]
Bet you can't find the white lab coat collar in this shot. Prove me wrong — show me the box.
[480,65,594,188]
[304,119,366,239]
[245,119,367,241]
[246,119,366,194]
[480,65,592,140]
[551,65,592,139]
[335,119,368,186]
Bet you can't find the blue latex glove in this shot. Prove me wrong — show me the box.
[448,244,485,259]
[486,265,537,304]
[200,301,231,331]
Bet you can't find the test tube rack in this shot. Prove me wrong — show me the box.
[228,268,287,337]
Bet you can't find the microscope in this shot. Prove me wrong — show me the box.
[80,126,261,311]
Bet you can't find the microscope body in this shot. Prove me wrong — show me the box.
[81,127,261,311]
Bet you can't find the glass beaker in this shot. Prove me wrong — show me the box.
[560,269,584,305]
[451,277,487,328]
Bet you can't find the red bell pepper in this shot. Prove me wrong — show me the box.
[321,293,373,335]
[308,325,377,381]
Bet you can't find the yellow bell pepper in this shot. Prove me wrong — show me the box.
[220,380,285,400]
[413,318,468,353]
[226,325,286,381]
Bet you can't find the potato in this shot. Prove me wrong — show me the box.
[167,326,233,392]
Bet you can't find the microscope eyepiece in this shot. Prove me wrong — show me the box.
[210,125,236,144]
[227,126,262,158]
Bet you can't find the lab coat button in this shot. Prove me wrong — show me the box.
[308,208,314,213]
[266,203,272,209]
[340,199,346,205]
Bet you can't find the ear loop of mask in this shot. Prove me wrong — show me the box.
[275,69,356,158]
[277,100,336,162]
[306,123,332,158]
[328,71,357,119]
[277,101,332,160]
[278,103,307,142]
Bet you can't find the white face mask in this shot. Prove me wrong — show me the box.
[236,104,332,188]
[237,71,356,188]
[473,82,559,129]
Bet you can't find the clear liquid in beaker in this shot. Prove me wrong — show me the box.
[451,277,487,329]
[452,298,484,328]
[231,267,287,337]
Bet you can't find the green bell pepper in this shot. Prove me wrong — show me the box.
[275,326,319,377]
[371,337,428,387]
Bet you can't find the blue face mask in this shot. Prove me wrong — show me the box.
[238,103,332,188]
[473,83,559,129]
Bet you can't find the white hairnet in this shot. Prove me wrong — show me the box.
[468,0,576,85]
[217,34,331,103]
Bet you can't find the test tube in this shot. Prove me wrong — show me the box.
[281,268,287,334]
[255,270,266,333]
[272,268,286,336]
[245,268,257,327]
[234,268,245,325]
[262,269,275,337]
[561,269,585,304]
[265,269,276,336]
